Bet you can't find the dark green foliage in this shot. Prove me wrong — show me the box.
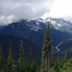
[17,40,25,72]
[0,46,4,72]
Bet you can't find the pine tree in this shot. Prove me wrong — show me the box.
[40,22,52,72]
[29,48,32,64]
[0,45,4,72]
[17,40,25,72]
[27,47,33,72]
[7,40,14,72]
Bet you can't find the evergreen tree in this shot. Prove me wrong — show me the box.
[40,22,52,72]
[29,48,32,64]
[0,45,4,72]
[27,48,37,72]
[17,40,26,72]
[7,40,14,72]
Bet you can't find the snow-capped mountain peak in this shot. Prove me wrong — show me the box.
[0,17,72,33]
[42,18,72,33]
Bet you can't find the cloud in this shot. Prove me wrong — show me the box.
[0,0,54,25]
[49,0,72,18]
[0,0,72,25]
[0,0,52,20]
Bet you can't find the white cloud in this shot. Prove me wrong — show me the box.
[41,0,72,19]
[0,0,54,25]
[0,0,52,20]
[49,0,72,18]
[0,0,72,24]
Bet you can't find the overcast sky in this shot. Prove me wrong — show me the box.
[0,0,72,24]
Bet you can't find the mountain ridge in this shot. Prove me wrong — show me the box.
[0,18,72,60]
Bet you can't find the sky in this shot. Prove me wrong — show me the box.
[0,0,72,24]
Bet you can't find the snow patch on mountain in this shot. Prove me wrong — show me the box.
[44,18,72,33]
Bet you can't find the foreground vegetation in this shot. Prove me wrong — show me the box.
[0,52,72,72]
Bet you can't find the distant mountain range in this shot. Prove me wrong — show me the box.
[0,18,72,61]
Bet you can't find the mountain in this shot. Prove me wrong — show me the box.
[0,18,72,61]
[0,19,46,46]
[0,19,45,62]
